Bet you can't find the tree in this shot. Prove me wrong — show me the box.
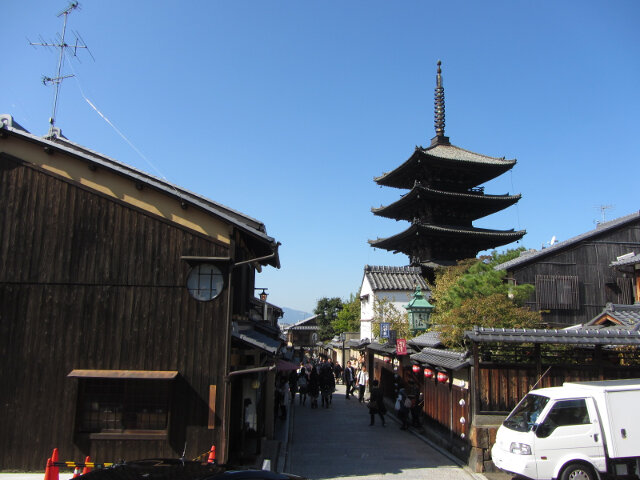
[370,296,410,341]
[331,293,361,335]
[314,297,343,341]
[430,248,541,350]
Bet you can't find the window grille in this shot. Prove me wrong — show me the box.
[535,275,579,310]
[77,379,171,434]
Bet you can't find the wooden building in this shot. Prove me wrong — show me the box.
[369,62,525,279]
[495,211,640,327]
[0,114,283,470]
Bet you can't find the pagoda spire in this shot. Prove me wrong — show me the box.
[431,60,450,146]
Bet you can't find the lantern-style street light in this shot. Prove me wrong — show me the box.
[404,286,434,335]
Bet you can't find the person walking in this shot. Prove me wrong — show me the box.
[343,361,355,399]
[367,379,386,426]
[356,365,369,403]
[308,367,319,409]
[297,367,308,406]
[396,388,411,430]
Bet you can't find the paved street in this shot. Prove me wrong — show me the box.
[283,384,486,480]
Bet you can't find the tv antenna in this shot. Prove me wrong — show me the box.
[28,1,94,135]
[594,205,614,225]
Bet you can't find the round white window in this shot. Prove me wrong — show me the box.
[187,264,224,301]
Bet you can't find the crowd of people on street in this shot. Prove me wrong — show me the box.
[275,353,424,431]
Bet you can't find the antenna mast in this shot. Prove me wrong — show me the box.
[595,205,614,224]
[29,1,92,136]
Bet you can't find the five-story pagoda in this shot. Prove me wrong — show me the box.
[369,61,525,277]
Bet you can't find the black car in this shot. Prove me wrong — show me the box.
[78,458,305,480]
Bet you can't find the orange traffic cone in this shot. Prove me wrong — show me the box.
[43,457,53,480]
[82,456,92,475]
[207,445,216,464]
[72,466,82,478]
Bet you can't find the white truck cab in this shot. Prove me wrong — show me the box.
[491,379,640,480]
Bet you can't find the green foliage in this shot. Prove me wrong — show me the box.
[314,297,343,341]
[331,293,361,335]
[430,247,541,350]
[370,296,411,340]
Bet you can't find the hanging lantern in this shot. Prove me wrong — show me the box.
[437,371,449,383]
[412,364,421,373]
[384,356,391,363]
[423,368,434,378]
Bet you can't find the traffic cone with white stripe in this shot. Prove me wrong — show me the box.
[207,445,216,464]
[72,466,82,478]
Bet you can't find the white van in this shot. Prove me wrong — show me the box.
[491,379,640,480]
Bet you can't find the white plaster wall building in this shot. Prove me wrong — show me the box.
[359,265,429,340]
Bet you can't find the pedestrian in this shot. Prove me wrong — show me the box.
[333,362,343,385]
[395,388,410,430]
[297,367,308,406]
[367,379,386,426]
[308,367,319,409]
[319,364,333,408]
[411,392,424,427]
[343,361,355,399]
[356,365,369,403]
[288,368,298,403]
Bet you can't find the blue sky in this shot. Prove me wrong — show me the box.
[3,1,639,316]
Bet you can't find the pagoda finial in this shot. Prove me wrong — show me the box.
[434,60,445,137]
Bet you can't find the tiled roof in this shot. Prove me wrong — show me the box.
[232,327,282,354]
[495,211,640,271]
[0,114,280,266]
[587,303,640,329]
[408,331,443,349]
[425,143,516,165]
[410,347,471,371]
[610,253,640,267]
[363,265,428,291]
[366,341,401,355]
[464,326,640,345]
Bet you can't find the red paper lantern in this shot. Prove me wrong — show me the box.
[423,368,434,378]
[412,364,421,373]
[437,371,449,383]
[383,356,391,363]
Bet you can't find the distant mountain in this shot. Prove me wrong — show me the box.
[280,307,313,326]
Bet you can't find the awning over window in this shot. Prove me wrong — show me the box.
[68,369,179,380]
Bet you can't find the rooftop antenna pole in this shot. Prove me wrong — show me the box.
[29,1,90,136]
[595,205,614,224]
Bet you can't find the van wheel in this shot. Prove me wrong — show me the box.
[560,463,595,480]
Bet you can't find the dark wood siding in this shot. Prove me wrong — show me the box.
[511,223,640,327]
[0,155,231,469]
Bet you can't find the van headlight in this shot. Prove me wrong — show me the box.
[510,442,532,455]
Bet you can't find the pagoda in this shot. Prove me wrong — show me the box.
[369,61,525,277]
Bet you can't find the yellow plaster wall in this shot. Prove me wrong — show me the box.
[1,136,231,244]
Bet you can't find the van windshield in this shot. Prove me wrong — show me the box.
[503,393,550,432]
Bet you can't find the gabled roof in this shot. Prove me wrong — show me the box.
[0,114,280,267]
[285,315,319,331]
[362,265,428,291]
[410,347,471,371]
[495,211,640,271]
[587,303,640,329]
[366,341,401,355]
[464,326,640,345]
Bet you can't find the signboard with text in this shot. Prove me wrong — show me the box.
[396,338,407,355]
[380,322,390,339]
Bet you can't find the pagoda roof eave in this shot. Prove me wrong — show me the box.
[369,223,526,253]
[375,143,517,189]
[371,185,521,220]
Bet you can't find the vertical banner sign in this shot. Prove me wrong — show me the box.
[389,329,397,345]
[380,322,390,339]
[396,338,407,356]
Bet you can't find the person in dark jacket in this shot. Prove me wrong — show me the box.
[308,368,320,409]
[368,379,386,426]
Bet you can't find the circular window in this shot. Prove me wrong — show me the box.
[187,264,224,301]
